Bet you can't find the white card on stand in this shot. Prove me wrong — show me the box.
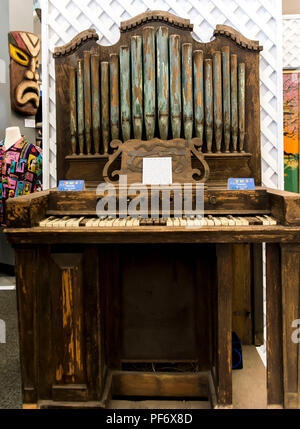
[142,157,172,185]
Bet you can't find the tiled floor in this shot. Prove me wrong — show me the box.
[0,271,267,409]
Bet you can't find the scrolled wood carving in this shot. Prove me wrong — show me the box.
[103,138,210,185]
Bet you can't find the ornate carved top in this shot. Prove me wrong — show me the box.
[53,29,99,58]
[213,25,263,51]
[120,10,193,32]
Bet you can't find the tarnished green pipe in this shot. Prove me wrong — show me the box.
[69,65,77,155]
[110,53,120,140]
[83,51,92,154]
[169,34,182,138]
[143,27,155,140]
[213,51,222,153]
[182,43,193,140]
[193,50,204,147]
[222,47,231,153]
[204,59,213,152]
[91,54,100,154]
[131,35,143,139]
[101,61,109,154]
[156,26,169,140]
[119,46,131,142]
[76,59,84,155]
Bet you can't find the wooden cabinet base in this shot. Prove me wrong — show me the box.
[23,370,220,409]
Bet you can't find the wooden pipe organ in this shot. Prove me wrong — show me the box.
[54,12,262,187]
[4,11,300,409]
[67,28,247,154]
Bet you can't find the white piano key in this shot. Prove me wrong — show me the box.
[112,218,122,226]
[186,217,195,226]
[173,217,180,226]
[237,217,249,226]
[179,218,187,226]
[206,217,215,226]
[132,217,140,226]
[52,216,70,228]
[91,218,102,227]
[263,215,277,225]
[39,217,55,227]
[167,218,174,226]
[118,218,127,226]
[47,218,62,227]
[211,217,222,226]
[256,215,270,226]
[226,216,236,226]
[104,217,115,226]
[84,218,96,227]
[219,217,229,226]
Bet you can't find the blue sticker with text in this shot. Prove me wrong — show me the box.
[228,178,255,190]
[58,180,85,191]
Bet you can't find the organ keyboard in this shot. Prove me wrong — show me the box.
[38,214,278,228]
[3,11,300,410]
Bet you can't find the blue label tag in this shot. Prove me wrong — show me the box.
[58,180,85,191]
[228,178,255,190]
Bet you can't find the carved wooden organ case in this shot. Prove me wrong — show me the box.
[54,10,262,188]
[5,11,300,410]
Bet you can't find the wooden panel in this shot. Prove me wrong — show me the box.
[83,246,105,400]
[15,247,38,404]
[120,244,209,362]
[232,244,252,345]
[215,244,233,407]
[50,252,87,401]
[281,244,300,408]
[111,371,210,398]
[100,245,121,369]
[266,243,283,407]
[252,244,264,345]
[37,245,53,400]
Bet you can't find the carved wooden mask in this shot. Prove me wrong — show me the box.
[8,31,41,116]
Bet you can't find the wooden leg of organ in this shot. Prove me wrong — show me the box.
[214,244,233,408]
[267,243,300,409]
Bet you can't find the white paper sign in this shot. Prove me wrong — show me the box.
[142,157,172,185]
[24,119,36,128]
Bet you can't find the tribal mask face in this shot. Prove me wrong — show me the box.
[8,31,41,116]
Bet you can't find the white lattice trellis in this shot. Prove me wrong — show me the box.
[283,14,300,69]
[42,0,284,190]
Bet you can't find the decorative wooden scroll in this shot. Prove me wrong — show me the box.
[8,31,41,116]
[103,138,209,185]
[54,11,263,186]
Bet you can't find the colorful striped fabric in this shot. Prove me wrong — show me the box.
[0,136,42,226]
